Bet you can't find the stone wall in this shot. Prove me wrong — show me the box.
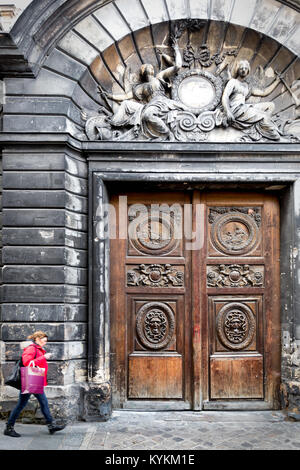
[0,144,89,422]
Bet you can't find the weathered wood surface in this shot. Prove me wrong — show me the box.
[110,189,281,409]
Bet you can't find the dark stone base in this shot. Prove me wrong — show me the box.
[80,382,112,422]
[0,382,112,423]
[280,381,300,420]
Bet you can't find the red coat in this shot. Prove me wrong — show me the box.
[22,343,48,386]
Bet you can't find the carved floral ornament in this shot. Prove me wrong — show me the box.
[82,20,300,143]
[207,264,264,288]
[127,264,184,288]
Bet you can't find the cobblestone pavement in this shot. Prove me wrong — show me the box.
[1,410,300,450]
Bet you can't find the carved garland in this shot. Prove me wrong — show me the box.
[207,264,264,287]
[209,207,262,227]
[127,264,184,287]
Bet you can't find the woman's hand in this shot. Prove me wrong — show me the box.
[44,353,52,360]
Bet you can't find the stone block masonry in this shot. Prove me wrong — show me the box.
[0,145,89,422]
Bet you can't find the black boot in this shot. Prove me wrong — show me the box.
[4,424,21,438]
[47,422,66,435]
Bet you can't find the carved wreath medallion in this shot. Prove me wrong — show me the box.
[128,205,181,255]
[216,302,256,350]
[209,208,261,255]
[136,302,175,350]
[172,69,223,115]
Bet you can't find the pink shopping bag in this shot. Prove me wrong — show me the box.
[21,361,45,394]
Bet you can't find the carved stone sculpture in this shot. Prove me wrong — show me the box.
[98,41,186,141]
[82,20,300,143]
[221,60,282,141]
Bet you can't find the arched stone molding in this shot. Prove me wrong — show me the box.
[2,1,300,140]
[3,12,300,142]
[2,0,300,78]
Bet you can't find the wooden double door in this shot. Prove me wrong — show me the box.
[110,190,280,410]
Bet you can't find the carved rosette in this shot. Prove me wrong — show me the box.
[209,207,261,255]
[127,264,184,287]
[216,302,256,350]
[207,264,264,287]
[136,302,175,350]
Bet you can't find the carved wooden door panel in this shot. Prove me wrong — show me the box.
[110,192,192,409]
[199,192,280,409]
[110,190,280,410]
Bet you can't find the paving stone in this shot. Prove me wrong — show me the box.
[1,410,300,450]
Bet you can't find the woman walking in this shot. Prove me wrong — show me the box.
[4,331,66,438]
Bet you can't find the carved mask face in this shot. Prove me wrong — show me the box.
[149,317,161,335]
[224,311,247,343]
[144,309,167,342]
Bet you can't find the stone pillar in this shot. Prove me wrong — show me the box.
[280,179,300,419]
[80,172,111,421]
[0,143,89,422]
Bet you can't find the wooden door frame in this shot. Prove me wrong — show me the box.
[88,169,294,412]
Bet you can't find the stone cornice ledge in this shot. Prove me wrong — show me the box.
[83,141,300,155]
[1,132,300,155]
